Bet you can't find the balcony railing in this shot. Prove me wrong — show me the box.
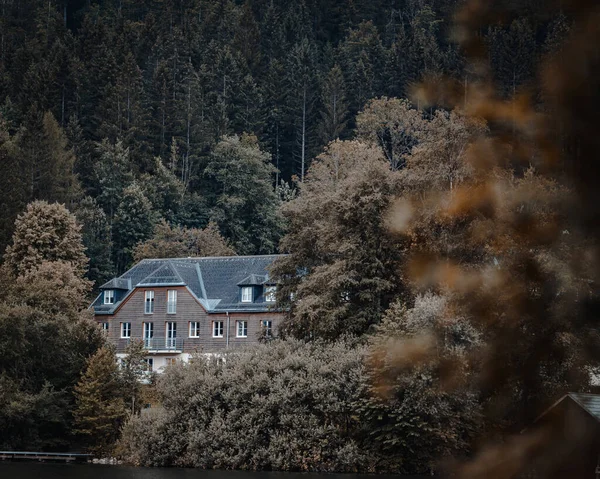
[116,338,184,353]
[144,338,183,352]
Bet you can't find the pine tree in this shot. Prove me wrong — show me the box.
[488,18,536,98]
[0,115,26,254]
[338,21,385,115]
[204,134,283,254]
[15,110,81,205]
[97,51,150,171]
[94,139,134,222]
[284,38,320,181]
[73,346,127,456]
[74,196,115,288]
[112,183,158,272]
[318,64,349,145]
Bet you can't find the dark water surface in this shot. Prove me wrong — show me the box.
[0,463,425,479]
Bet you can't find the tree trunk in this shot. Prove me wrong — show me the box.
[301,84,307,182]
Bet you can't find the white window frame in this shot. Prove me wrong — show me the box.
[213,321,224,338]
[144,290,155,314]
[261,320,273,338]
[166,322,177,349]
[241,286,253,303]
[167,290,177,314]
[121,322,131,338]
[104,290,115,304]
[189,321,200,338]
[143,322,153,348]
[165,358,177,367]
[143,358,153,372]
[102,322,109,333]
[264,285,276,302]
[236,320,248,338]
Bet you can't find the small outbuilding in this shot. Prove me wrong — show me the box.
[527,393,600,478]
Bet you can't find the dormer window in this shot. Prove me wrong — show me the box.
[104,290,115,305]
[241,286,253,303]
[264,285,276,302]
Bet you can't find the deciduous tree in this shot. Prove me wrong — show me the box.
[273,140,403,339]
[4,200,88,277]
[133,220,235,262]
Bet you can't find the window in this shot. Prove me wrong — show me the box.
[144,291,155,314]
[104,290,114,304]
[143,322,153,348]
[213,321,224,338]
[241,286,253,303]
[121,322,131,338]
[236,320,248,338]
[264,285,276,302]
[102,322,109,333]
[261,320,273,338]
[189,321,200,338]
[166,322,177,349]
[167,290,177,314]
[143,358,154,372]
[165,358,177,367]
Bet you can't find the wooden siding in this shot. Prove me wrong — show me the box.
[95,286,283,354]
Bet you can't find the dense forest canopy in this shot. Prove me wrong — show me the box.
[3,2,597,474]
[0,0,568,281]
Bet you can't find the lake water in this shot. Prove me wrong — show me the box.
[0,463,426,479]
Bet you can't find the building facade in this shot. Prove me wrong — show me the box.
[91,255,284,373]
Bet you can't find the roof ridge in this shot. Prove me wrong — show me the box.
[140,254,285,261]
[166,259,185,283]
[195,263,208,299]
[137,262,170,284]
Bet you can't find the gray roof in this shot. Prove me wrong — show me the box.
[92,255,284,315]
[99,278,131,290]
[237,274,268,286]
[532,393,600,428]
[567,393,600,422]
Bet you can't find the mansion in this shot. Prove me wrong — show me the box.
[91,255,284,373]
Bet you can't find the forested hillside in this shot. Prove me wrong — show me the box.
[2,1,597,473]
[0,0,567,283]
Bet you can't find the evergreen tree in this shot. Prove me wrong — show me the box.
[204,134,283,254]
[15,110,81,205]
[488,18,537,97]
[74,196,115,288]
[318,64,349,145]
[0,115,26,254]
[112,183,158,272]
[284,38,320,181]
[73,346,127,456]
[94,139,134,222]
[97,51,150,171]
[338,21,385,116]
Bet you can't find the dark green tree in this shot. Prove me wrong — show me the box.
[74,196,115,288]
[112,183,158,272]
[204,134,283,254]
